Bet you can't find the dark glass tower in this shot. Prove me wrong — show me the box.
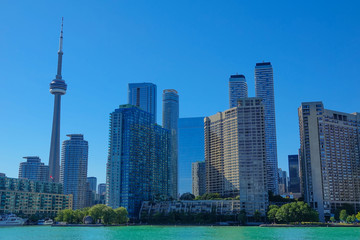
[48,18,67,182]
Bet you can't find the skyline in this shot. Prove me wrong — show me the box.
[1,1,360,184]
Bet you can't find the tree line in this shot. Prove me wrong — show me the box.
[55,204,129,225]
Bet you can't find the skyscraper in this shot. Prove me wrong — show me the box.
[178,117,204,194]
[192,161,206,197]
[288,154,300,194]
[87,177,97,193]
[255,62,279,194]
[299,102,360,221]
[48,18,67,183]
[98,183,106,196]
[162,89,179,199]
[60,134,88,209]
[205,98,268,216]
[19,156,49,182]
[278,168,288,195]
[106,104,171,218]
[128,83,157,123]
[229,74,248,108]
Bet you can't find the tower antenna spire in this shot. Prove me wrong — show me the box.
[56,17,64,79]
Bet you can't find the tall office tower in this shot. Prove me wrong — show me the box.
[229,74,248,108]
[288,154,300,193]
[18,156,49,182]
[128,83,157,123]
[60,134,88,209]
[278,168,288,195]
[299,102,360,221]
[205,98,268,216]
[162,89,179,199]
[255,62,279,194]
[48,18,67,183]
[192,161,206,197]
[178,117,205,194]
[87,177,97,192]
[98,183,106,196]
[106,104,171,218]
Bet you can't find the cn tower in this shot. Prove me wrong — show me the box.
[48,17,67,182]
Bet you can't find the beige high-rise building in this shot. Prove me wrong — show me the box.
[205,97,268,216]
[299,102,360,222]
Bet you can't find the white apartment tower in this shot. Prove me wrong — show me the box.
[205,98,268,216]
[299,102,360,222]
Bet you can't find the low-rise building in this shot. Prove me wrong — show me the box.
[140,200,243,219]
[0,176,72,215]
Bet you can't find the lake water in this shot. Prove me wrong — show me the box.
[0,226,360,240]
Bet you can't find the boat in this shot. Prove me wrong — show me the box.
[0,214,27,226]
[38,219,54,225]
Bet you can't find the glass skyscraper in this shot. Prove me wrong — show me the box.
[229,74,248,108]
[60,134,88,209]
[106,104,171,218]
[178,117,204,194]
[18,156,49,182]
[87,177,97,192]
[128,83,157,123]
[255,62,279,194]
[288,154,300,194]
[162,89,179,199]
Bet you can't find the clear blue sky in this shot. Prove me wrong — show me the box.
[1,0,359,184]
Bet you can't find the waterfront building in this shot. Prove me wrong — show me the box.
[18,156,49,182]
[98,183,106,196]
[298,102,360,221]
[128,83,157,123]
[87,177,97,193]
[162,89,179,199]
[205,98,268,216]
[60,134,88,209]
[106,104,171,218]
[191,161,206,197]
[48,18,67,183]
[0,176,72,215]
[255,62,279,194]
[140,200,243,218]
[278,168,288,195]
[178,117,204,194]
[229,74,248,108]
[288,154,300,194]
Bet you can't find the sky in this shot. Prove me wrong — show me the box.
[1,0,360,184]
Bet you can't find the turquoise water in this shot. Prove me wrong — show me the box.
[0,226,360,240]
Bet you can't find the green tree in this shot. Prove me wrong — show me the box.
[59,209,76,224]
[89,204,107,223]
[275,202,318,223]
[339,209,348,222]
[254,210,262,222]
[114,207,129,224]
[356,212,360,221]
[180,192,195,200]
[330,217,335,223]
[238,210,247,225]
[102,207,116,225]
[267,205,279,223]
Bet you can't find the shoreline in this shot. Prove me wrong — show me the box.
[47,223,360,228]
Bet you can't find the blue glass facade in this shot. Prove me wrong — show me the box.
[255,62,279,194]
[18,156,49,182]
[128,83,157,123]
[106,105,171,218]
[178,117,204,194]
